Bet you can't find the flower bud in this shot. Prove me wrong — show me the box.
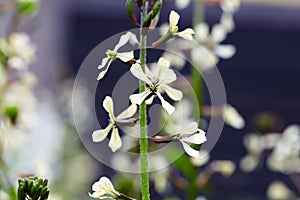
[126,0,137,24]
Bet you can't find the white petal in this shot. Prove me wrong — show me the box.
[116,104,137,119]
[179,122,199,135]
[239,155,260,172]
[220,12,235,33]
[169,10,180,32]
[211,24,227,43]
[157,92,175,115]
[103,96,115,121]
[195,23,209,42]
[158,68,177,85]
[92,124,114,142]
[114,33,130,51]
[145,64,155,80]
[116,51,134,62]
[92,177,118,196]
[157,57,170,70]
[224,104,245,129]
[97,59,113,80]
[214,45,236,59]
[181,141,200,157]
[177,28,195,41]
[129,89,152,105]
[175,0,191,9]
[127,32,140,47]
[182,131,207,144]
[191,47,218,71]
[130,63,152,86]
[145,95,154,105]
[161,85,183,101]
[109,128,122,152]
[98,57,110,69]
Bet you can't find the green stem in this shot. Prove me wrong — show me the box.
[191,0,205,122]
[139,2,150,200]
[188,1,205,200]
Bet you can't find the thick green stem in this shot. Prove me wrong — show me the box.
[139,2,150,200]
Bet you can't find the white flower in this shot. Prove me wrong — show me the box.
[97,32,135,80]
[89,177,120,199]
[210,160,236,177]
[175,122,207,157]
[267,181,295,200]
[92,96,137,152]
[220,0,240,13]
[192,23,236,71]
[220,12,235,33]
[129,57,183,115]
[0,32,36,69]
[190,150,210,167]
[174,0,191,9]
[168,10,195,41]
[223,104,245,129]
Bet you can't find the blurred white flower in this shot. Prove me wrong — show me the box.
[175,122,207,157]
[89,177,120,199]
[97,32,135,80]
[220,12,235,33]
[92,96,137,152]
[0,32,36,69]
[267,181,295,200]
[223,104,245,129]
[220,0,240,13]
[192,23,236,71]
[240,132,280,172]
[267,125,300,174]
[129,58,183,115]
[190,150,210,167]
[174,0,191,9]
[211,160,236,177]
[168,10,195,41]
[195,196,207,200]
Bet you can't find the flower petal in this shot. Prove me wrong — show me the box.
[103,96,115,121]
[211,24,227,43]
[179,122,199,135]
[169,10,180,32]
[113,33,130,51]
[92,124,114,142]
[98,57,110,69]
[116,51,134,62]
[224,104,245,129]
[214,45,236,59]
[97,59,113,80]
[175,0,191,9]
[181,141,200,157]
[161,85,183,101]
[158,68,177,85]
[195,22,209,42]
[130,63,152,85]
[182,130,207,144]
[157,92,175,115]
[109,128,122,152]
[191,47,218,71]
[129,89,152,105]
[177,28,195,41]
[220,12,235,33]
[145,95,154,105]
[116,104,137,119]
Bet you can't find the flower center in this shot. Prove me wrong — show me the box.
[106,50,117,58]
[148,84,158,94]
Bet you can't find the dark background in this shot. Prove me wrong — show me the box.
[64,1,300,199]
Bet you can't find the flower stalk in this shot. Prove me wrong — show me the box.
[191,0,205,122]
[139,1,150,200]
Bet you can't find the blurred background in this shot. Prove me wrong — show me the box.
[1,0,300,199]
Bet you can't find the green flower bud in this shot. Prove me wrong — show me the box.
[126,0,137,24]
